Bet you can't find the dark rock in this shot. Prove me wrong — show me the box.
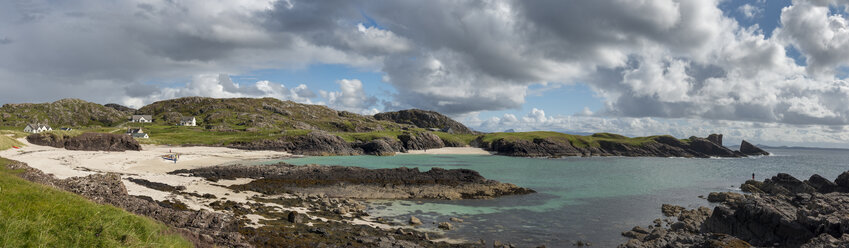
[707,192,743,203]
[477,134,746,158]
[398,132,444,150]
[806,174,838,193]
[437,222,452,230]
[661,204,684,217]
[765,173,816,195]
[835,171,849,191]
[288,211,305,224]
[229,131,361,156]
[358,137,405,156]
[739,140,769,156]
[706,134,723,146]
[686,137,738,157]
[28,132,141,151]
[373,109,475,134]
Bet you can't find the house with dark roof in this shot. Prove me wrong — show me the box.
[127,128,143,134]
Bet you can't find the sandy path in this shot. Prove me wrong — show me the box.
[404,147,492,155]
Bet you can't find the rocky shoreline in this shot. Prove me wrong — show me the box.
[3,157,536,247]
[619,172,849,247]
[26,132,141,151]
[170,163,535,200]
[476,133,769,158]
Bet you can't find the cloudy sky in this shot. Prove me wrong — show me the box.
[3,0,849,147]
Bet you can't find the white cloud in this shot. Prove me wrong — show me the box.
[321,79,379,114]
[738,4,763,19]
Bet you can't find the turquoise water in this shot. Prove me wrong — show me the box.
[279,148,849,246]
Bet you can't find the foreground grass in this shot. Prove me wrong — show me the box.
[0,136,24,151]
[0,157,192,247]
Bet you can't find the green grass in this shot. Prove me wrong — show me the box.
[127,125,312,145]
[0,157,192,247]
[0,136,24,151]
[433,132,478,146]
[479,131,662,148]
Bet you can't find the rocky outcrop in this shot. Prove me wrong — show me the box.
[624,172,849,247]
[740,140,769,156]
[477,134,746,158]
[104,103,136,114]
[398,131,445,150]
[356,137,405,156]
[171,163,535,200]
[3,159,249,247]
[27,132,141,151]
[374,109,475,134]
[228,131,361,156]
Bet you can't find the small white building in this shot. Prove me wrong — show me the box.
[179,117,197,126]
[131,115,153,123]
[24,124,52,133]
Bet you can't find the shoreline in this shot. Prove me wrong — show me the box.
[403,147,493,155]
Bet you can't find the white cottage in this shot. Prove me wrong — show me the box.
[179,117,197,126]
[24,124,52,133]
[131,115,153,123]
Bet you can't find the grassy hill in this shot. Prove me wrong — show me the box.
[0,98,127,127]
[0,158,191,247]
[136,97,400,132]
[374,109,475,134]
[477,131,666,148]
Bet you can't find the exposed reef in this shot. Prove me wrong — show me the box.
[170,163,535,200]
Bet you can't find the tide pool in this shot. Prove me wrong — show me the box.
[278,148,849,246]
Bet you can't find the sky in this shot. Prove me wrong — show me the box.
[3,0,849,148]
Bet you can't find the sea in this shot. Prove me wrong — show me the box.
[278,148,849,247]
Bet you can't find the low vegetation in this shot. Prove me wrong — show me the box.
[0,135,24,151]
[0,157,191,247]
[478,131,667,148]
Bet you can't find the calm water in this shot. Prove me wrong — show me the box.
[278,148,849,247]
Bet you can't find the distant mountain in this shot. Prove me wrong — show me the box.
[136,97,399,132]
[373,109,475,134]
[0,98,126,127]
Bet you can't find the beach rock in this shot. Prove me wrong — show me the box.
[174,163,535,200]
[438,222,453,230]
[834,171,849,191]
[398,131,445,150]
[449,217,464,223]
[763,173,816,195]
[288,211,305,224]
[739,140,769,156]
[358,137,405,156]
[707,192,743,203]
[801,233,849,248]
[806,174,838,193]
[409,216,422,225]
[661,204,684,217]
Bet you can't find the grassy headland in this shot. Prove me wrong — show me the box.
[0,157,191,247]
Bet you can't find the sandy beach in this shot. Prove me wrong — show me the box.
[0,138,290,210]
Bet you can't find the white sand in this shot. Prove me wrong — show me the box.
[404,147,492,155]
[0,138,289,179]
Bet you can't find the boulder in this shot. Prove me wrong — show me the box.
[739,140,769,156]
[764,173,816,195]
[437,222,452,230]
[707,192,743,203]
[398,132,444,150]
[806,174,838,193]
[449,217,464,223]
[288,211,305,224]
[834,171,849,191]
[358,137,405,156]
[409,216,422,225]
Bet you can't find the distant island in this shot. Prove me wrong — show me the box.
[1,97,769,158]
